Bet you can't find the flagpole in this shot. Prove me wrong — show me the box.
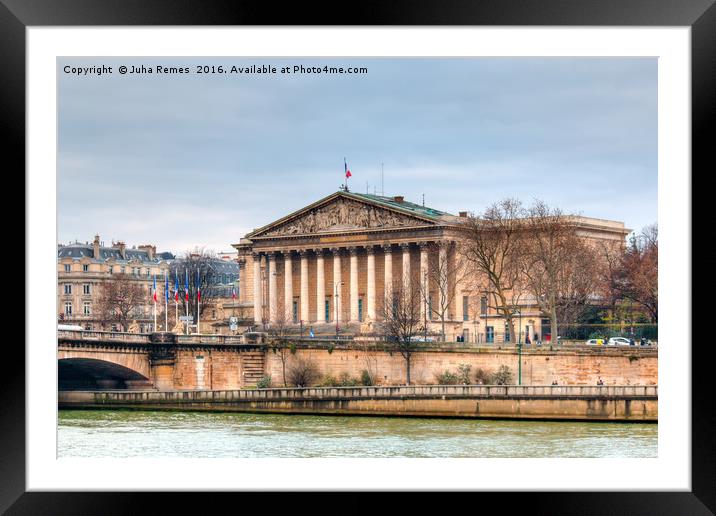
[196,270,201,335]
[185,269,189,336]
[153,275,157,332]
[164,271,168,332]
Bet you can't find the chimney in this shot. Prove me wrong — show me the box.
[117,241,126,259]
[138,244,156,260]
[459,211,468,218]
[393,195,404,203]
[93,234,100,258]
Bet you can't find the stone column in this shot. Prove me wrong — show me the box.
[400,243,411,293]
[300,250,309,324]
[284,251,293,321]
[332,248,341,325]
[366,246,376,321]
[268,252,277,323]
[383,244,393,316]
[452,243,463,322]
[349,246,359,322]
[252,252,262,324]
[419,242,429,321]
[315,248,325,323]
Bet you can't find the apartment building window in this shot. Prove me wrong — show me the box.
[504,321,511,342]
[462,296,469,321]
[292,301,298,323]
[146,269,150,277]
[325,300,330,322]
[83,264,89,272]
[64,302,72,316]
[108,265,113,274]
[480,296,488,316]
[358,299,363,322]
[83,284,91,295]
[120,266,125,274]
[83,302,91,315]
[428,295,433,320]
[63,284,72,295]
[486,326,494,343]
[64,264,71,272]
[212,309,217,320]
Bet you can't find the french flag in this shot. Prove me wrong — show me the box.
[184,270,189,301]
[174,272,179,302]
[196,270,201,301]
[152,275,157,303]
[232,286,236,300]
[344,158,352,179]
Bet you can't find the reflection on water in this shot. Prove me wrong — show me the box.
[58,410,657,458]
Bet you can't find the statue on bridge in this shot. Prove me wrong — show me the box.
[127,320,140,333]
[171,321,184,334]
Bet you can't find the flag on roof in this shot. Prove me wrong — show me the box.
[344,158,351,178]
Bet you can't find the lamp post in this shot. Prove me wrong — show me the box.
[334,281,343,338]
[513,308,522,386]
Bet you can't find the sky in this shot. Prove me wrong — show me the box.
[58,57,657,254]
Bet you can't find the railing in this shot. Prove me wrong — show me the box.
[57,329,151,343]
[58,329,248,346]
[83,384,658,401]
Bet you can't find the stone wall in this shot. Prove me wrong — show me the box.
[58,385,658,421]
[264,346,657,387]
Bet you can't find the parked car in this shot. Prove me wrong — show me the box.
[585,339,605,346]
[608,337,632,346]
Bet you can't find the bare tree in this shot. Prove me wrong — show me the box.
[170,248,221,328]
[267,310,292,387]
[521,201,599,341]
[418,242,467,341]
[458,198,526,343]
[96,273,147,332]
[379,276,425,385]
[621,224,658,323]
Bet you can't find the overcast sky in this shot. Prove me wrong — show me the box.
[58,57,657,254]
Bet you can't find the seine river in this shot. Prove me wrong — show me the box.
[58,410,657,458]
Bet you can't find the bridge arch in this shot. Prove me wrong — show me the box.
[59,358,154,390]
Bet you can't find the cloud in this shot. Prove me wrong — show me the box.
[58,57,657,250]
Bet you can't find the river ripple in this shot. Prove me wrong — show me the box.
[58,410,657,458]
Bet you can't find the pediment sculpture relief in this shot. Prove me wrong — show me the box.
[259,198,431,236]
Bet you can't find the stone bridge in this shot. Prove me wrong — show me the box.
[58,330,265,391]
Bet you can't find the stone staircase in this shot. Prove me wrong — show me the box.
[241,351,266,387]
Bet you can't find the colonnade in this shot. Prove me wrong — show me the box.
[251,241,459,325]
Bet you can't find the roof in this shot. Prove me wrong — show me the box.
[57,243,174,264]
[347,192,453,220]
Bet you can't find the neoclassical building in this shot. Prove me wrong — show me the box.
[233,190,630,342]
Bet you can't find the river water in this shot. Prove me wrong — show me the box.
[58,410,657,458]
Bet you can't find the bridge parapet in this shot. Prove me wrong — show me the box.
[58,330,151,343]
[58,330,247,347]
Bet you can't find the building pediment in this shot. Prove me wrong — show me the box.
[248,192,438,239]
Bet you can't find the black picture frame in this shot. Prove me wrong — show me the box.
[5,0,713,512]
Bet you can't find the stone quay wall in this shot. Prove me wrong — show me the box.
[58,385,658,422]
[264,343,658,387]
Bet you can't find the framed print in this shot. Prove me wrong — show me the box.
[5,0,714,512]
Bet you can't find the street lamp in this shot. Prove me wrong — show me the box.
[512,307,522,386]
[334,281,343,338]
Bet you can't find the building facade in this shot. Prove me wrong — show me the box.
[57,235,173,332]
[234,190,630,342]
